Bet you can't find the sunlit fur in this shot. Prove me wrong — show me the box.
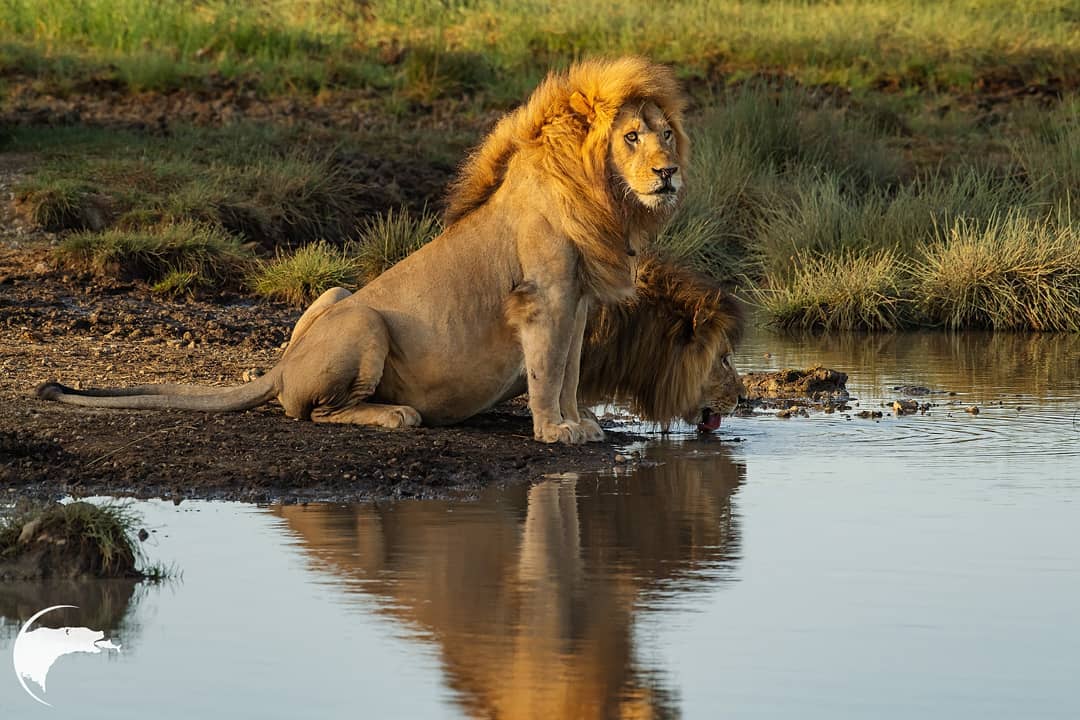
[580,256,745,425]
[444,56,689,302]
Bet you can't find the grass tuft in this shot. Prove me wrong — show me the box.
[352,207,441,284]
[916,211,1080,331]
[0,501,168,580]
[753,248,914,332]
[56,221,250,288]
[249,241,359,306]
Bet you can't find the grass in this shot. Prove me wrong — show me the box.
[249,207,441,304]
[57,221,250,288]
[250,241,359,305]
[352,207,441,284]
[0,501,169,579]
[753,248,914,332]
[917,211,1080,331]
[14,127,375,249]
[1,0,1076,96]
[4,2,1079,331]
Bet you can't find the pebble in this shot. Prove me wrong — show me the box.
[966,406,980,415]
[892,399,919,415]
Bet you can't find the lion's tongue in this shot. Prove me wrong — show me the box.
[697,409,722,433]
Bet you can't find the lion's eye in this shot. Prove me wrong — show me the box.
[624,131,639,144]
[663,129,673,141]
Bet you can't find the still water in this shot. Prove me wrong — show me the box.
[2,330,1079,718]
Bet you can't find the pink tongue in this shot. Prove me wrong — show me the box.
[697,413,722,433]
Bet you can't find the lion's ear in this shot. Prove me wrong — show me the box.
[570,91,596,123]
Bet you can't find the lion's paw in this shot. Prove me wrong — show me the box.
[384,405,422,429]
[535,421,586,445]
[580,416,605,442]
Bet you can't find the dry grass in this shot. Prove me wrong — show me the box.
[916,211,1080,331]
[753,248,914,331]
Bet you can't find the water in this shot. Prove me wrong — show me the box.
[2,330,1079,719]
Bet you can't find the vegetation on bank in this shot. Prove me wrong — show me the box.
[3,1,1079,331]
[0,501,169,580]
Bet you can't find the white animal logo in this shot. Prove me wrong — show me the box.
[12,605,122,707]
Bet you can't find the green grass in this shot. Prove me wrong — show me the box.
[249,207,441,304]
[14,126,375,249]
[917,211,1080,331]
[352,207,440,284]
[249,241,359,305]
[1,0,1076,95]
[0,501,168,579]
[57,221,250,288]
[753,248,914,332]
[1012,96,1080,208]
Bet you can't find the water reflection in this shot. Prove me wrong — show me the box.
[271,443,745,719]
[0,578,143,642]
[742,329,1080,400]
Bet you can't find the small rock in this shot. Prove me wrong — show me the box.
[892,399,919,415]
[966,406,980,415]
[614,454,628,463]
[856,410,883,419]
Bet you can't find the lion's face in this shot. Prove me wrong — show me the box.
[686,348,744,432]
[609,101,683,211]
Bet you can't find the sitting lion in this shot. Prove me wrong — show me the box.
[287,254,744,432]
[579,255,745,433]
[36,57,689,444]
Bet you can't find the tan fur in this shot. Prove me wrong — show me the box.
[35,57,689,445]
[580,256,745,427]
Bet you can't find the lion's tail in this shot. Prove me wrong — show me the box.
[35,371,280,412]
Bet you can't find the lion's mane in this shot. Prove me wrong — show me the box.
[579,256,744,423]
[444,56,689,302]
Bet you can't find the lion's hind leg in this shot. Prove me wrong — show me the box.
[285,301,422,430]
[311,402,421,429]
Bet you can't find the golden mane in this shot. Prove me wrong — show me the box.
[444,56,689,301]
[579,256,745,423]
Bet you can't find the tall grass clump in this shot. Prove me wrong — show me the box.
[56,221,250,288]
[352,207,441,284]
[249,241,359,306]
[753,248,913,331]
[916,211,1080,331]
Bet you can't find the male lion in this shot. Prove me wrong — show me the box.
[36,57,689,444]
[286,254,744,433]
[579,255,745,433]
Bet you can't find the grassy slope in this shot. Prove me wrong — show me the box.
[1,0,1076,94]
[2,0,1079,329]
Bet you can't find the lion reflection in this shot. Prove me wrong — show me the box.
[271,444,745,719]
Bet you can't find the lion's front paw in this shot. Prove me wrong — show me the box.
[535,421,586,445]
[580,416,605,442]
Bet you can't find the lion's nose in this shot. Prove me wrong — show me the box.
[652,166,679,180]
